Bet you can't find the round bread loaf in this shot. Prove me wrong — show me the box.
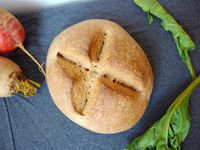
[46,19,153,134]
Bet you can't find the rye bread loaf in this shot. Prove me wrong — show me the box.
[46,19,154,134]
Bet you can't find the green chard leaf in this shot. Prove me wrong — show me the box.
[134,0,196,79]
[125,75,200,150]
[148,12,154,24]
[126,1,198,150]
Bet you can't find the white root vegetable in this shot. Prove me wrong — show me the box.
[0,56,40,97]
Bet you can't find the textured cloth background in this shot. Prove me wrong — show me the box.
[0,0,200,149]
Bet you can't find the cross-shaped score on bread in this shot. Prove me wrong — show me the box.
[56,31,142,116]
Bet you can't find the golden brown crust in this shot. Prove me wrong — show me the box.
[46,19,154,134]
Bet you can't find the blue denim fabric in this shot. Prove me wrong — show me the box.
[0,0,200,150]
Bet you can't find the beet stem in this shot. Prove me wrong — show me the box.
[16,79,40,97]
[28,79,41,87]
[18,43,46,76]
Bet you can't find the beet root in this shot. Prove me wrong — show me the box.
[0,8,46,76]
[0,56,40,97]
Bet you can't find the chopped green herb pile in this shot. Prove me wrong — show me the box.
[125,0,199,150]
[134,0,196,79]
